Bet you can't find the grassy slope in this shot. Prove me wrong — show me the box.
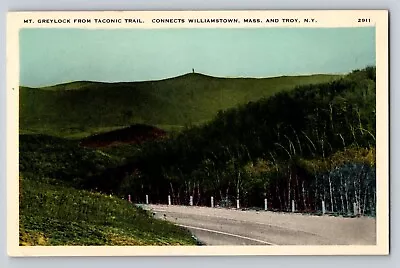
[19,135,197,246]
[20,73,340,138]
[19,178,197,246]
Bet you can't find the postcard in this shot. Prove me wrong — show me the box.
[6,10,389,256]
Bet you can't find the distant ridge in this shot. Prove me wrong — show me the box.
[22,72,342,90]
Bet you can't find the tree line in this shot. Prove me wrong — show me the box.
[87,67,376,215]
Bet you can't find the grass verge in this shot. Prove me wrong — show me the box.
[19,178,197,246]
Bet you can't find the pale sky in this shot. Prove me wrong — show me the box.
[20,27,375,87]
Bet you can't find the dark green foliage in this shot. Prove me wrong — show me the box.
[19,134,122,188]
[90,67,376,214]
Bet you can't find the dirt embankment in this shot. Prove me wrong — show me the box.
[80,124,167,148]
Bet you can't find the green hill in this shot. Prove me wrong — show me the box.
[20,73,340,138]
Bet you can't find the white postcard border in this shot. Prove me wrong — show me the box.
[6,10,389,256]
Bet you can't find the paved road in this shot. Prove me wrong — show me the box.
[145,204,376,246]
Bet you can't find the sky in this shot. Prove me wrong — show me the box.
[19,27,376,87]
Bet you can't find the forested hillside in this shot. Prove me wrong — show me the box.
[85,67,376,215]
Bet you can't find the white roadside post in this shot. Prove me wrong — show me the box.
[291,200,295,213]
[145,194,149,205]
[168,195,171,206]
[189,196,193,206]
[211,196,214,208]
[264,198,268,211]
[322,200,326,215]
[353,202,358,216]
[128,194,131,203]
[236,199,240,209]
